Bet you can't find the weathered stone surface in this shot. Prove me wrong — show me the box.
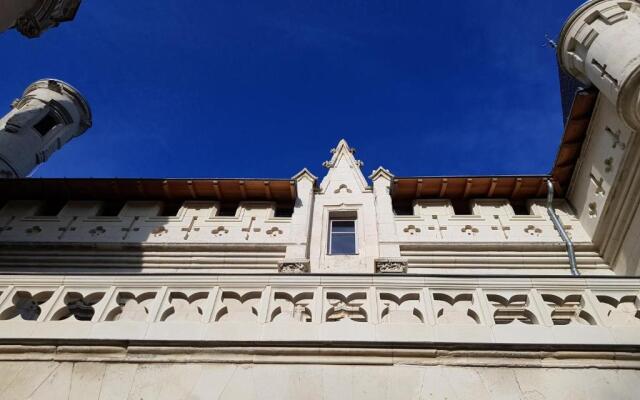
[0,361,638,399]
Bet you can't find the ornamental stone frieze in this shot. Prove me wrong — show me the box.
[374,258,408,273]
[278,259,310,273]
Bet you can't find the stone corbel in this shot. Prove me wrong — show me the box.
[277,259,310,273]
[374,258,408,274]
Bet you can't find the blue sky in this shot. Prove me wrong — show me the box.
[2,0,584,179]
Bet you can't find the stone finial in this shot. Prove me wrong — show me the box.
[375,258,408,273]
[278,259,311,273]
[369,166,394,182]
[323,139,363,169]
[292,168,318,183]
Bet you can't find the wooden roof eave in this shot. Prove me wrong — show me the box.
[0,178,298,204]
[390,88,598,203]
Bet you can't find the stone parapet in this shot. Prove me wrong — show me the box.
[0,274,637,345]
[0,200,292,244]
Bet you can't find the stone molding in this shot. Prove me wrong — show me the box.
[374,258,408,273]
[0,344,638,369]
[277,259,310,273]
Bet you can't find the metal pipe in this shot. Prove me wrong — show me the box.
[546,180,579,276]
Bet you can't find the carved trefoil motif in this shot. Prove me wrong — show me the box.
[379,292,423,323]
[106,292,157,322]
[326,292,368,322]
[215,291,261,322]
[161,292,208,322]
[270,292,313,322]
[487,294,538,325]
[597,295,640,326]
[542,294,596,325]
[433,293,480,324]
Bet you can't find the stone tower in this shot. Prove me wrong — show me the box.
[0,79,91,178]
[558,0,640,130]
[0,0,84,38]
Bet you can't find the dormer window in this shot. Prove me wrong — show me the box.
[328,214,357,255]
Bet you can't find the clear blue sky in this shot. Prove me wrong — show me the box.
[1,0,584,179]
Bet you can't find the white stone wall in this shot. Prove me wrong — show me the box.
[0,200,292,245]
[0,360,638,400]
[568,98,635,238]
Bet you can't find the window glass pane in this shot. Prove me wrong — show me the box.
[331,220,355,233]
[331,233,356,254]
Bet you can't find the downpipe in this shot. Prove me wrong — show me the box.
[546,180,580,276]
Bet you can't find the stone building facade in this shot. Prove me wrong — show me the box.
[0,0,640,398]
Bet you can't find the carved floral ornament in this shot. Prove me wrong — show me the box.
[375,258,408,273]
[278,259,310,273]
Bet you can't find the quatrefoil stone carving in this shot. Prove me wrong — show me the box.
[403,225,421,235]
[152,226,168,237]
[461,225,478,236]
[524,225,542,237]
[212,226,229,236]
[26,226,42,235]
[89,226,106,237]
[266,227,283,237]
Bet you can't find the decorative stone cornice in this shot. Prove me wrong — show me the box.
[277,259,310,273]
[16,0,83,38]
[374,257,408,273]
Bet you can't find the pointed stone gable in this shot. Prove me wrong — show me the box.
[319,139,369,194]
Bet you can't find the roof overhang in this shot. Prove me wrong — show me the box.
[0,178,297,204]
[391,88,598,203]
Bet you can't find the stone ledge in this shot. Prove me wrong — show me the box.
[0,343,638,368]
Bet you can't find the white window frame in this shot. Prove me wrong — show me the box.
[328,216,358,255]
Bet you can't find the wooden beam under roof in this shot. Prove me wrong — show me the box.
[0,178,297,204]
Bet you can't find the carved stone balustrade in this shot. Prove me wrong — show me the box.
[0,274,637,345]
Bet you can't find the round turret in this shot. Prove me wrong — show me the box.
[0,79,92,178]
[558,0,640,129]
